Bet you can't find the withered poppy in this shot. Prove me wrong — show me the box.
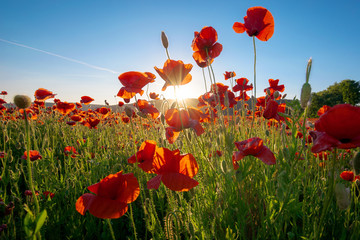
[309,104,360,153]
[149,92,160,100]
[21,150,42,162]
[117,71,156,102]
[56,101,75,115]
[233,6,274,41]
[165,108,204,144]
[191,26,223,68]
[147,147,199,192]
[233,137,276,170]
[128,140,157,173]
[76,171,140,219]
[34,88,56,101]
[136,99,159,119]
[154,59,192,91]
[224,71,236,80]
[80,96,94,105]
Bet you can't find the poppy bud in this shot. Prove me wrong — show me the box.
[300,82,311,108]
[273,91,280,99]
[266,89,271,96]
[125,106,135,118]
[282,94,287,99]
[161,31,169,49]
[353,151,360,175]
[335,183,351,210]
[14,95,32,109]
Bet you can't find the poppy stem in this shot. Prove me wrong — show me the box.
[23,111,40,215]
[129,203,138,240]
[165,48,171,60]
[105,219,116,240]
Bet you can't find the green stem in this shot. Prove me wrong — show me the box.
[24,111,40,215]
[106,219,116,240]
[129,203,138,240]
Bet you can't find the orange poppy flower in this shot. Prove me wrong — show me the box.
[136,99,159,119]
[64,146,78,158]
[224,71,236,80]
[191,26,223,68]
[80,96,94,105]
[21,150,42,161]
[149,92,160,100]
[128,140,157,173]
[147,147,199,192]
[34,88,56,101]
[309,104,360,153]
[233,137,276,170]
[165,108,204,144]
[317,105,331,116]
[154,59,192,91]
[83,117,101,129]
[76,171,140,219]
[117,71,156,101]
[233,6,274,41]
[56,101,75,115]
[264,79,285,96]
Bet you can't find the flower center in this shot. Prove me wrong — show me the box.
[340,138,351,143]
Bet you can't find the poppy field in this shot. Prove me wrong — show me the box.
[1,6,360,240]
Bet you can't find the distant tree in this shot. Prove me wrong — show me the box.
[308,79,360,117]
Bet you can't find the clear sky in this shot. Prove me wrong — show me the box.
[1,0,359,105]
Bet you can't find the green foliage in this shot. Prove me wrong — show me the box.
[309,79,360,117]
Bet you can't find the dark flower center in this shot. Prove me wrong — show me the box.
[340,138,351,143]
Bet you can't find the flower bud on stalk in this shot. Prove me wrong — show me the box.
[353,151,360,175]
[161,31,169,49]
[14,95,31,109]
[335,183,351,210]
[300,58,312,108]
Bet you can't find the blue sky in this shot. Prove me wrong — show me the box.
[1,0,359,105]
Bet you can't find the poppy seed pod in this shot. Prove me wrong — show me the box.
[161,31,169,49]
[353,151,360,175]
[14,95,31,109]
[125,106,135,118]
[273,91,280,99]
[335,183,351,210]
[300,82,311,108]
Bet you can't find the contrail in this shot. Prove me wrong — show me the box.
[0,38,119,74]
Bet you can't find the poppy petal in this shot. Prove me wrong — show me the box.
[116,173,140,204]
[309,131,342,153]
[233,22,246,33]
[161,172,198,192]
[256,146,276,165]
[147,175,162,190]
[75,193,95,215]
[178,153,199,178]
[88,196,128,219]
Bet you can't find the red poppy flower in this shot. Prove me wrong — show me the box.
[64,146,78,158]
[83,117,101,129]
[263,100,285,122]
[21,150,42,161]
[233,78,253,101]
[34,88,56,101]
[309,104,360,153]
[80,96,94,105]
[76,171,140,219]
[96,107,111,117]
[118,101,124,107]
[136,99,159,119]
[165,108,204,144]
[43,191,55,199]
[233,137,276,170]
[0,152,6,158]
[191,26,223,68]
[317,105,331,116]
[117,71,156,101]
[0,91,7,95]
[56,101,75,115]
[340,171,354,181]
[147,147,199,192]
[128,140,157,173]
[154,59,192,91]
[149,92,160,100]
[233,6,274,41]
[264,79,285,96]
[224,71,236,80]
[71,115,83,122]
[0,99,6,105]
